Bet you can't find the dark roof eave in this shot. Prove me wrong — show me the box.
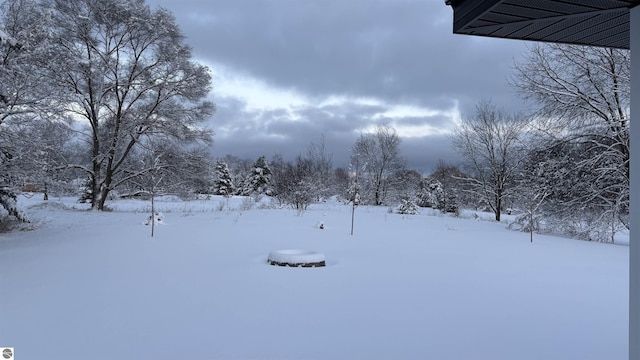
[445,0,640,49]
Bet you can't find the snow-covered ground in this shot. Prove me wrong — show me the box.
[0,195,629,360]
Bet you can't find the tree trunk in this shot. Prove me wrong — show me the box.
[97,188,109,211]
[530,211,534,243]
[151,171,156,237]
[351,202,355,236]
[90,141,101,209]
[90,173,100,209]
[97,169,114,211]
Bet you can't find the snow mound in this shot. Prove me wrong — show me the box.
[267,249,325,267]
[143,212,165,225]
[27,201,70,211]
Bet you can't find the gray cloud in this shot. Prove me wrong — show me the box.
[149,0,529,172]
[402,135,463,174]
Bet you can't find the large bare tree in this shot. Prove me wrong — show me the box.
[452,100,528,221]
[351,124,405,206]
[45,0,214,210]
[513,43,630,229]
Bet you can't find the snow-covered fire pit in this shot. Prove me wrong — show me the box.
[267,249,326,267]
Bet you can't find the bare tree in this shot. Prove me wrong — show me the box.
[351,124,405,206]
[333,167,350,201]
[510,160,549,242]
[452,100,528,221]
[120,138,214,200]
[0,0,56,123]
[45,0,214,210]
[306,134,333,201]
[142,148,163,237]
[512,43,630,230]
[10,118,73,200]
[271,136,335,209]
[276,156,316,210]
[521,137,625,242]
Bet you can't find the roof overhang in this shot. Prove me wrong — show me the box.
[445,0,640,49]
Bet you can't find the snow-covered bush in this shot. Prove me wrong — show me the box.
[527,211,624,244]
[397,196,419,215]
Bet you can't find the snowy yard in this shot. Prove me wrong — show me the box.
[0,195,629,360]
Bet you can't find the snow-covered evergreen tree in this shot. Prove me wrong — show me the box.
[77,177,93,203]
[416,176,460,214]
[397,195,419,215]
[213,159,234,197]
[417,177,444,209]
[243,156,272,196]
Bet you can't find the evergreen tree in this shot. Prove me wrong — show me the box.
[213,159,234,196]
[244,156,272,196]
[78,177,93,203]
[397,195,419,215]
[417,177,444,209]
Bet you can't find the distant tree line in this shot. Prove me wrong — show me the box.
[206,127,469,215]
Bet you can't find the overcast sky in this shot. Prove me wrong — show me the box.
[147,0,530,174]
